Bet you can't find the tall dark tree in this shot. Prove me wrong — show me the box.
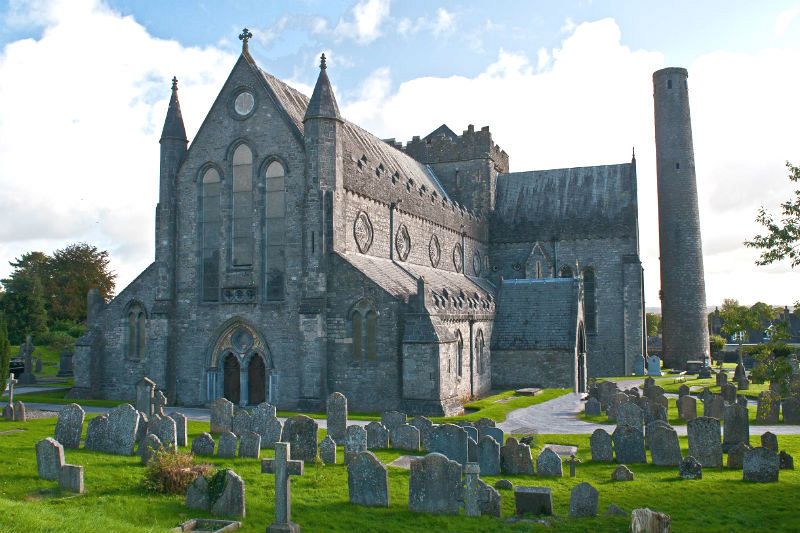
[746,162,800,267]
[0,313,10,383]
[2,272,47,344]
[46,243,116,322]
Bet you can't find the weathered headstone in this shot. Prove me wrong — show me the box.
[57,348,73,377]
[410,416,434,451]
[381,410,407,437]
[687,417,722,467]
[463,463,501,517]
[607,392,630,421]
[348,451,389,507]
[716,371,728,386]
[630,508,671,533]
[135,378,155,417]
[737,376,750,391]
[478,435,501,475]
[514,486,552,516]
[408,453,462,515]
[13,400,26,422]
[105,404,140,456]
[84,414,110,452]
[141,433,163,465]
[366,421,390,450]
[54,403,85,449]
[737,395,749,408]
[567,454,582,477]
[281,415,318,462]
[326,392,347,444]
[231,409,252,437]
[761,431,778,453]
[148,415,177,451]
[217,431,238,458]
[585,397,601,416]
[256,402,277,417]
[756,391,780,424]
[253,410,282,449]
[611,464,634,481]
[536,448,563,477]
[647,355,662,376]
[210,398,234,434]
[154,390,168,417]
[779,450,794,470]
[743,447,779,482]
[430,423,469,466]
[703,394,725,420]
[238,431,261,459]
[344,424,368,465]
[191,433,215,456]
[36,437,64,481]
[569,482,598,518]
[186,475,209,511]
[677,384,690,398]
[722,403,749,453]
[590,429,613,462]
[727,442,751,469]
[645,420,670,450]
[782,397,800,424]
[617,402,645,432]
[262,442,304,532]
[18,336,36,385]
[210,470,246,518]
[59,464,84,494]
[650,424,682,466]
[500,437,534,475]
[679,455,702,479]
[319,435,336,465]
[612,424,646,464]
[482,426,504,446]
[172,412,188,447]
[495,479,513,490]
[677,395,697,421]
[721,382,737,404]
[393,424,420,452]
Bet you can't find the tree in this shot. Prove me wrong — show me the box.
[0,313,9,384]
[46,243,115,323]
[709,334,726,364]
[645,313,661,337]
[1,272,47,344]
[745,161,800,267]
[718,299,775,366]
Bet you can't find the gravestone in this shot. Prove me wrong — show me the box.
[607,392,629,422]
[703,394,725,420]
[761,431,778,454]
[319,435,336,465]
[238,431,261,459]
[135,378,156,417]
[154,390,167,417]
[410,416,434,451]
[721,382,737,404]
[567,454,582,477]
[495,479,513,490]
[727,442,751,469]
[617,402,645,432]
[514,486,552,516]
[231,410,252,436]
[536,448,563,477]
[650,424,682,466]
[687,417,722,467]
[366,421,389,450]
[737,395,749,408]
[393,424,420,451]
[430,423,469,466]
[59,464,84,494]
[473,417,495,432]
[281,415,318,462]
[262,442,304,532]
[84,414,110,452]
[135,412,149,448]
[611,464,634,481]
[148,415,177,451]
[585,397,601,416]
[210,398,234,434]
[172,412,188,447]
[348,451,389,507]
[698,366,712,379]
[463,463,501,517]
[645,420,670,450]
[482,426,504,446]
[677,384,690,398]
[141,433,163,465]
[57,348,73,377]
[54,403,85,449]
[253,410,282,449]
[217,431,238,458]
[647,355,662,376]
[722,404,749,453]
[186,476,210,511]
[344,425,368,465]
[743,447,779,482]
[106,404,140,456]
[737,376,750,391]
[460,425,478,442]
[779,450,794,470]
[36,437,64,481]
[716,372,728,386]
[734,362,746,381]
[631,508,671,532]
[191,433,215,456]
[18,336,36,385]
[634,356,645,376]
[500,437,534,474]
[381,411,407,438]
[590,429,613,462]
[612,424,646,464]
[210,470,246,518]
[326,392,347,444]
[4,376,17,420]
[782,397,800,424]
[643,377,655,390]
[13,401,26,422]
[569,482,598,518]
[756,391,780,424]
[644,385,666,402]
[677,395,697,421]
[679,456,702,479]
[409,453,462,515]
[477,435,501,475]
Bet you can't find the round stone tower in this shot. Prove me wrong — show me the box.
[652,67,710,370]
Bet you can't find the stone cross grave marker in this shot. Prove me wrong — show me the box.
[262,441,305,533]
[6,376,17,405]
[567,454,582,477]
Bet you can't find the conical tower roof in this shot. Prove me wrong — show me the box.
[304,54,341,121]
[160,77,187,142]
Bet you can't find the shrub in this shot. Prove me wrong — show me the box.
[49,320,86,339]
[143,450,213,495]
[32,331,75,352]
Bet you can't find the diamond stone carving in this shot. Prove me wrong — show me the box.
[453,243,463,273]
[473,252,482,276]
[395,225,411,261]
[354,211,374,253]
[429,235,441,267]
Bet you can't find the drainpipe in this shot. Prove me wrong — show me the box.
[553,238,558,277]
[468,318,475,398]
[460,227,466,275]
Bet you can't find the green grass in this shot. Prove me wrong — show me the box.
[431,388,571,424]
[2,416,799,532]
[14,389,124,408]
[652,374,768,400]
[10,344,63,378]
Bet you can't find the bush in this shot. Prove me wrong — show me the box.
[143,450,213,495]
[49,320,86,339]
[32,331,75,352]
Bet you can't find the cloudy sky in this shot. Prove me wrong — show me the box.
[0,0,798,307]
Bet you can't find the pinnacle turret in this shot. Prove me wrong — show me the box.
[160,76,187,143]
[304,54,341,122]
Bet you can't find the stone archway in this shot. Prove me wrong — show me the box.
[248,354,266,405]
[223,353,241,404]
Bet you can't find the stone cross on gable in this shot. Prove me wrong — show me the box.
[567,454,582,478]
[5,376,17,406]
[239,27,253,52]
[262,441,304,533]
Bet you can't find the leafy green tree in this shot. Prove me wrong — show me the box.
[646,313,661,337]
[1,272,47,344]
[718,299,775,366]
[46,243,115,323]
[709,334,726,364]
[0,313,10,384]
[745,161,800,267]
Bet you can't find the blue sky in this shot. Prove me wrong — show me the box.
[0,0,798,306]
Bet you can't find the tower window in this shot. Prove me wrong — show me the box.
[350,300,378,360]
[675,162,680,170]
[265,161,286,300]
[201,167,221,301]
[232,144,254,267]
[126,303,146,359]
[667,79,672,89]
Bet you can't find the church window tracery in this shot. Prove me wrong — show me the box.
[350,300,378,360]
[126,302,146,360]
[265,160,286,300]
[232,144,254,267]
[456,330,464,378]
[201,167,221,301]
[476,329,485,374]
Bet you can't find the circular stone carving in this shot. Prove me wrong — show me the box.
[395,224,411,261]
[453,243,463,273]
[353,211,374,253]
[231,328,254,353]
[472,251,482,276]
[234,91,255,116]
[429,235,441,267]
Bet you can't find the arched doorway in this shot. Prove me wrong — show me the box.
[248,355,266,405]
[223,353,240,404]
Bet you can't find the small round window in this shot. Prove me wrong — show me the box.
[234,91,255,116]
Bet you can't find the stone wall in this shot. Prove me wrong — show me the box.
[492,348,578,390]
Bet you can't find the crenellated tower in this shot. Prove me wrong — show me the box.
[653,67,710,370]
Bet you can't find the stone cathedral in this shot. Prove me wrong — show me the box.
[71,31,646,416]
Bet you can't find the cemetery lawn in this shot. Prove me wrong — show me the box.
[579,397,763,426]
[10,344,63,378]
[2,417,800,533]
[651,375,768,399]
[13,389,125,408]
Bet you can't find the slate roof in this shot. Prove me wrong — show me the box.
[492,278,581,351]
[493,162,637,242]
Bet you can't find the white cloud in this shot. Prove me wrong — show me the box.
[254,15,289,48]
[397,8,455,38]
[340,18,800,306]
[432,8,455,36]
[0,0,234,292]
[775,5,800,37]
[333,0,391,44]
